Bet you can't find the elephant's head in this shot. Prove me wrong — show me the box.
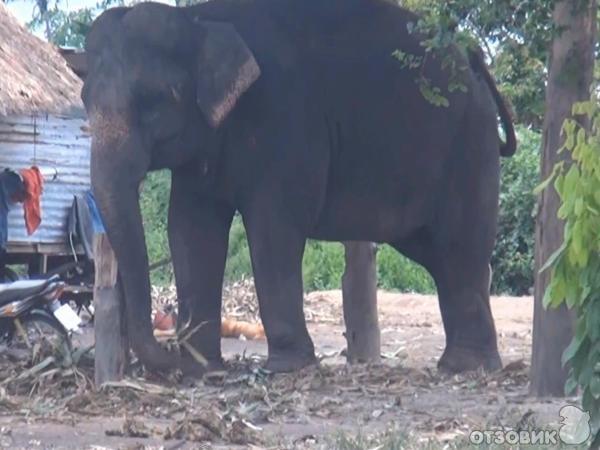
[81,2,260,371]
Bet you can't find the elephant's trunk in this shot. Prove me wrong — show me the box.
[91,133,178,372]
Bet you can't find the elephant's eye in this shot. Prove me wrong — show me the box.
[137,98,182,142]
[137,90,169,122]
[139,107,161,125]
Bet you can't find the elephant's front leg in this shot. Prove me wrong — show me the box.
[243,208,316,372]
[168,171,234,376]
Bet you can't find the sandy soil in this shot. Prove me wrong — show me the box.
[0,291,576,449]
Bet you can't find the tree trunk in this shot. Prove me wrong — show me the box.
[531,0,597,397]
[342,242,380,363]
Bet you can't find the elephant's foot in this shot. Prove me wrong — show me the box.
[438,345,502,374]
[180,354,225,378]
[265,350,318,373]
[133,338,181,374]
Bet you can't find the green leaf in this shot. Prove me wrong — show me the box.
[418,78,450,107]
[565,278,581,308]
[542,284,556,309]
[587,205,600,215]
[576,127,587,148]
[563,335,584,368]
[539,241,567,273]
[583,386,595,415]
[575,198,584,216]
[572,101,591,116]
[564,166,581,195]
[565,373,579,396]
[580,363,595,387]
[587,305,600,342]
[554,173,566,196]
[534,163,563,195]
[544,271,567,309]
[569,220,590,268]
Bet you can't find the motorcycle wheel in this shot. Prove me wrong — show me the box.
[8,310,73,367]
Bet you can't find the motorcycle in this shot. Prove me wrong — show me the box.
[0,275,82,364]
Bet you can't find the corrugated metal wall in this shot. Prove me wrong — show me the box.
[0,113,91,246]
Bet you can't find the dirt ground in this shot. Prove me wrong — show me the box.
[0,287,578,449]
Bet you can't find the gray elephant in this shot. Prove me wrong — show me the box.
[82,0,516,375]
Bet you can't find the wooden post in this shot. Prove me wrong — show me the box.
[342,241,380,363]
[93,233,128,386]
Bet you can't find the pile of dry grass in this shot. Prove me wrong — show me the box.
[152,276,344,326]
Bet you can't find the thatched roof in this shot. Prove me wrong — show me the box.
[0,3,84,116]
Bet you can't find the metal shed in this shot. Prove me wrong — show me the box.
[0,114,91,254]
[0,2,91,276]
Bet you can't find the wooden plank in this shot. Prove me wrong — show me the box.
[4,242,85,255]
[93,233,128,385]
[94,234,118,287]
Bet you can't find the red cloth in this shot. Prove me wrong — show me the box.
[13,166,43,235]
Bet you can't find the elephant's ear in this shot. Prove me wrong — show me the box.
[195,21,261,128]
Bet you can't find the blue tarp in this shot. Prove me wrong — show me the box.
[84,190,106,234]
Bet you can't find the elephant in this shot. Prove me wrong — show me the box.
[82,0,516,376]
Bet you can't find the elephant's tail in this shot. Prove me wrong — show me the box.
[468,48,517,158]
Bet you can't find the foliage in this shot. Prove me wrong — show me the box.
[492,42,547,128]
[223,214,252,283]
[29,6,95,47]
[491,126,541,295]
[140,170,173,286]
[399,0,554,128]
[376,245,435,293]
[5,0,123,46]
[301,240,346,292]
[8,0,206,46]
[539,97,600,446]
[391,5,475,108]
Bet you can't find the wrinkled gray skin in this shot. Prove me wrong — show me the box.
[82,0,516,375]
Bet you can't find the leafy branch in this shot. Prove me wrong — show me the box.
[391,3,479,108]
[538,97,600,447]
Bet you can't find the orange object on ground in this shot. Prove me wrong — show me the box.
[153,310,176,331]
[221,319,265,340]
[151,311,265,341]
[13,166,43,235]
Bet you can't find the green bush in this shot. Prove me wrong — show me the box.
[302,240,346,291]
[223,227,435,293]
[224,214,252,283]
[376,245,435,293]
[140,170,173,286]
[491,126,541,295]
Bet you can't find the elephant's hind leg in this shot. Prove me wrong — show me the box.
[243,207,316,373]
[433,252,502,373]
[430,106,502,373]
[393,227,501,373]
